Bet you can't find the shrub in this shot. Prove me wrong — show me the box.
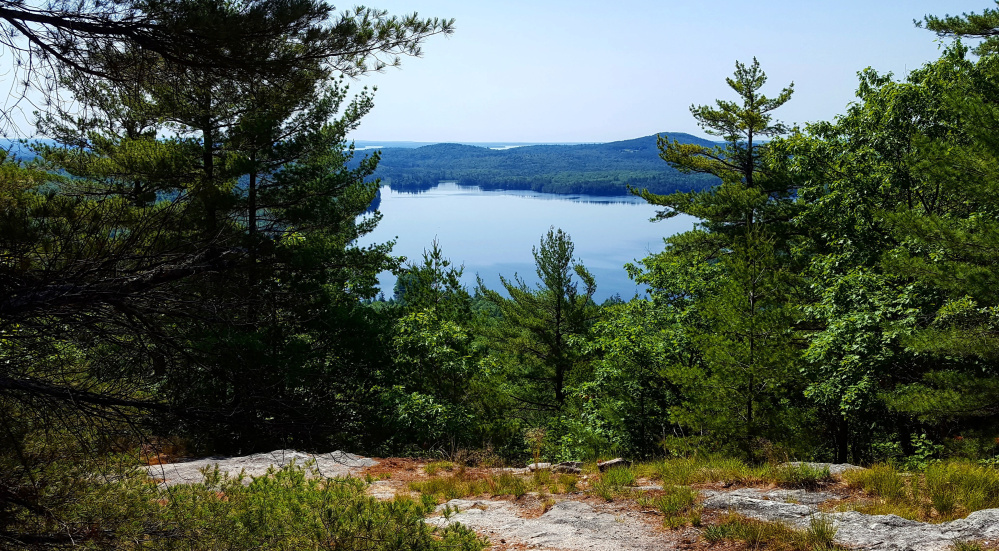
[4,455,487,550]
[158,464,487,551]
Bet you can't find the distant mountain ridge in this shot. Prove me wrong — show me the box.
[361,133,720,196]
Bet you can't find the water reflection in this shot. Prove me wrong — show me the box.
[358,183,698,301]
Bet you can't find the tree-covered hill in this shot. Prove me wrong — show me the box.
[364,133,721,195]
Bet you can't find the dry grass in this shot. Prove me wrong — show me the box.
[139,437,190,466]
[408,467,579,503]
[951,540,999,551]
[636,456,832,489]
[424,460,456,476]
[839,461,999,522]
[703,511,843,551]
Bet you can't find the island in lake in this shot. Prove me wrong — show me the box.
[354,132,721,196]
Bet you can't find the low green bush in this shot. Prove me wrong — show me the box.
[3,456,487,551]
[158,464,486,551]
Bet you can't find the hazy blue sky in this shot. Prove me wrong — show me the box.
[350,1,987,143]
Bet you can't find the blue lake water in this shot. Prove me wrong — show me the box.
[357,183,699,301]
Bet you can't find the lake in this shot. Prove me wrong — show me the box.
[357,183,699,301]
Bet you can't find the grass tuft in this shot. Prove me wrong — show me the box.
[840,461,999,522]
[411,469,577,503]
[424,461,455,476]
[767,463,833,489]
[603,465,636,487]
[589,465,636,501]
[637,485,700,528]
[704,512,842,551]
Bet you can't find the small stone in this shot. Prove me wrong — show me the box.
[597,458,631,472]
[553,461,582,474]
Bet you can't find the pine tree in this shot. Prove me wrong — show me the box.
[920,2,999,55]
[632,59,807,459]
[0,2,452,542]
[637,57,795,234]
[478,228,600,416]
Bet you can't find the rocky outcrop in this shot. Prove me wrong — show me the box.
[145,449,377,487]
[433,499,664,551]
[703,487,999,551]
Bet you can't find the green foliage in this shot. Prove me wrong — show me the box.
[376,242,488,452]
[475,227,601,457]
[0,435,485,551]
[623,58,811,460]
[774,42,999,462]
[158,465,484,551]
[0,0,458,543]
[640,57,795,227]
[367,134,720,196]
[579,298,681,459]
[920,3,999,56]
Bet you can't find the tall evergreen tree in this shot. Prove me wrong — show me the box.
[639,57,796,235]
[0,2,452,542]
[477,228,600,419]
[632,59,807,459]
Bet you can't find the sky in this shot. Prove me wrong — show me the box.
[348,0,988,143]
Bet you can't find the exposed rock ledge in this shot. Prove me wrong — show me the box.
[145,449,378,487]
[433,499,665,551]
[703,488,999,551]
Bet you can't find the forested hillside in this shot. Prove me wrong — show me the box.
[366,134,721,195]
